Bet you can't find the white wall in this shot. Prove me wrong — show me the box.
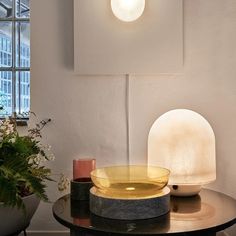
[74,0,183,74]
[30,0,236,233]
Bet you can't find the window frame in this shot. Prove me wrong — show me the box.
[0,0,30,118]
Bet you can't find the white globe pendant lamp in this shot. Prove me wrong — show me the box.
[111,0,145,22]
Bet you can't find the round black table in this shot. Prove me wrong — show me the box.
[53,189,236,236]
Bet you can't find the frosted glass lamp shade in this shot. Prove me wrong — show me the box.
[111,0,145,22]
[148,109,216,196]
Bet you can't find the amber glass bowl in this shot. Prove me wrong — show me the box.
[90,165,170,198]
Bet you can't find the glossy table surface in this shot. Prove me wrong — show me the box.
[53,189,236,235]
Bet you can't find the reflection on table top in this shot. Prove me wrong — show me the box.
[53,189,236,235]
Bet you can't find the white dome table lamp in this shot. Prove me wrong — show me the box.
[148,109,216,196]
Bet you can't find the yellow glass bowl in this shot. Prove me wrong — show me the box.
[90,165,170,198]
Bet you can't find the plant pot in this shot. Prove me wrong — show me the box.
[0,194,40,236]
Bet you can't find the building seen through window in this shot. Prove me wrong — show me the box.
[0,0,30,117]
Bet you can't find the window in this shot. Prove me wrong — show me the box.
[0,0,30,117]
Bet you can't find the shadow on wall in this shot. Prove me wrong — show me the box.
[57,0,74,70]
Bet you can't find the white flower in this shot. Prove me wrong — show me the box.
[9,137,16,143]
[35,154,42,165]
[37,143,55,161]
[45,145,52,151]
[0,118,14,135]
[58,174,70,191]
[47,153,55,161]
[28,153,44,165]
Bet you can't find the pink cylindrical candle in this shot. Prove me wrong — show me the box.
[73,158,96,181]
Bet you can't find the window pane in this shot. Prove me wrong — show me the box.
[0,22,12,67]
[0,0,13,18]
[16,71,30,114]
[16,22,30,67]
[0,1,30,117]
[0,70,12,116]
[16,0,29,18]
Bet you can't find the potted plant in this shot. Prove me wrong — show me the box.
[0,116,56,235]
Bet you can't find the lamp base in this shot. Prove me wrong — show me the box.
[169,185,201,197]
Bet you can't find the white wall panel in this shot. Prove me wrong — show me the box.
[74,0,183,74]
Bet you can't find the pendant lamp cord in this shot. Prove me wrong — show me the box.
[125,74,130,164]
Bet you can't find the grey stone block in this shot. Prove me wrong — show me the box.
[90,187,170,220]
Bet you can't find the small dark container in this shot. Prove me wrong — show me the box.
[70,177,93,201]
